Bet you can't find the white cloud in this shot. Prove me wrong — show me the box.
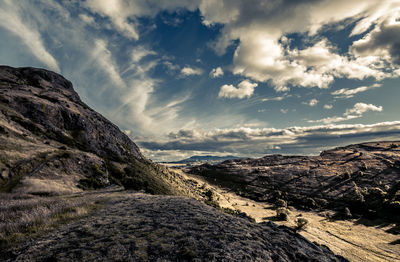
[0,1,60,72]
[332,84,380,98]
[323,104,333,110]
[309,102,383,124]
[351,10,400,65]
[209,67,224,78]
[84,0,139,40]
[197,0,400,91]
[344,102,383,116]
[303,99,319,107]
[180,66,204,77]
[218,80,257,99]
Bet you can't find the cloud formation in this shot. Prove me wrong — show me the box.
[303,99,319,107]
[309,102,383,124]
[199,0,400,91]
[218,80,258,99]
[140,121,400,161]
[180,66,204,77]
[209,67,224,78]
[332,84,380,99]
[0,0,60,72]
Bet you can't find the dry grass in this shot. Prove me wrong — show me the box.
[0,192,95,249]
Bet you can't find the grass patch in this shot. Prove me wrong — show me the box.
[0,192,97,252]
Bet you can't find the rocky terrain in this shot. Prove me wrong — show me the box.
[189,141,400,222]
[0,66,196,196]
[0,66,347,261]
[2,190,346,262]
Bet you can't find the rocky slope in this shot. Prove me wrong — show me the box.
[189,141,400,221]
[3,190,347,262]
[0,66,193,196]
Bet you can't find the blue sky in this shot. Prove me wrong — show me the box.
[0,0,399,161]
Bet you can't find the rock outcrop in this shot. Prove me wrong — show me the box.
[4,191,347,262]
[189,141,400,220]
[0,66,178,195]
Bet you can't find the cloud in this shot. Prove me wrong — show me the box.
[0,0,60,72]
[79,13,96,26]
[91,39,126,88]
[198,0,400,91]
[344,102,383,116]
[351,12,400,65]
[180,66,204,77]
[84,0,139,40]
[83,0,199,40]
[261,95,289,102]
[323,104,333,110]
[309,102,383,124]
[218,80,258,99]
[303,99,319,107]
[139,121,400,161]
[209,67,224,78]
[332,83,380,98]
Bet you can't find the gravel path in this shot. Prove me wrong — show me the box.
[4,192,347,261]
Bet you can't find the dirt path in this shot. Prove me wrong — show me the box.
[171,168,400,262]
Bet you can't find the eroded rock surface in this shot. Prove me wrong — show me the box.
[4,192,347,262]
[0,66,183,195]
[189,141,400,220]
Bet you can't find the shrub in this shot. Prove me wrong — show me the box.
[276,207,290,221]
[275,199,287,208]
[295,217,309,231]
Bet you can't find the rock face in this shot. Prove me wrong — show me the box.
[4,191,347,262]
[0,66,176,195]
[189,141,400,220]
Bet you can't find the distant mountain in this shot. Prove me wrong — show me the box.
[165,155,244,164]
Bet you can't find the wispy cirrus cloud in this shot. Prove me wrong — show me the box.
[0,0,59,72]
[332,83,381,99]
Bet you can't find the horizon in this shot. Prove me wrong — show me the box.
[1,0,400,162]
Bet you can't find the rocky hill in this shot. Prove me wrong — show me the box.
[189,141,400,221]
[0,66,193,196]
[0,66,347,261]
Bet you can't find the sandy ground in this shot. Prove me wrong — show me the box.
[171,168,400,262]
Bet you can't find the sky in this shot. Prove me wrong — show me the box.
[0,0,400,161]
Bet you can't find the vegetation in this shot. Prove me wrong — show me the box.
[0,193,97,250]
[295,217,309,231]
[276,207,290,221]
